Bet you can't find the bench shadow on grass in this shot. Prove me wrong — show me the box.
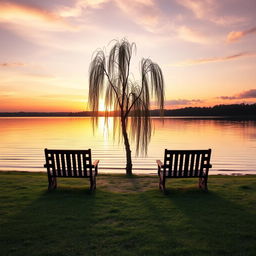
[147,191,255,255]
[2,178,256,256]
[128,177,255,255]
[1,187,99,256]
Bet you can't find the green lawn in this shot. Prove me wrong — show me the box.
[0,172,255,256]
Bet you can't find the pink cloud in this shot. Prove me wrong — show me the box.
[0,62,26,67]
[114,0,161,32]
[165,99,203,105]
[238,89,256,99]
[177,26,209,44]
[176,52,256,66]
[220,89,256,100]
[227,27,256,42]
[177,0,246,26]
[177,0,216,19]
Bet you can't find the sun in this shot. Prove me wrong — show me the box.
[98,99,114,111]
[98,100,106,111]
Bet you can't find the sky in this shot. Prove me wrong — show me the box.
[0,0,256,112]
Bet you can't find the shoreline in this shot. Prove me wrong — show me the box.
[1,169,255,176]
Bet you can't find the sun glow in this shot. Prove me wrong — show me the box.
[98,99,114,112]
[98,100,106,111]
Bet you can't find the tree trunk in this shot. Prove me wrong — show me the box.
[121,117,132,175]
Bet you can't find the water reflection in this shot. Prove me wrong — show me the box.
[0,117,255,174]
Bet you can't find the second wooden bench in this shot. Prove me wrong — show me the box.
[157,149,212,192]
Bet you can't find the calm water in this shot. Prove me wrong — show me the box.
[0,117,255,175]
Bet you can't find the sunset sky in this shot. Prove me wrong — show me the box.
[0,0,256,112]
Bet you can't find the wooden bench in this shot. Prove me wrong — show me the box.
[44,149,99,191]
[157,149,212,192]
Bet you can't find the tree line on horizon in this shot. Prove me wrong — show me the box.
[1,103,255,117]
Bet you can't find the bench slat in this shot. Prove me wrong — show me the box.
[82,153,88,177]
[184,153,189,177]
[194,153,200,177]
[50,154,57,177]
[178,153,184,177]
[189,153,195,177]
[173,153,179,177]
[168,153,173,177]
[77,154,82,176]
[55,153,61,176]
[72,153,77,177]
[61,154,66,177]
[66,153,72,176]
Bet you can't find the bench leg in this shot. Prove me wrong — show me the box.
[89,175,96,191]
[159,172,166,193]
[48,176,57,191]
[199,177,208,191]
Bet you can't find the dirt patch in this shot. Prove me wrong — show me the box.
[97,175,159,193]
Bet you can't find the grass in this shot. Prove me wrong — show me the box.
[0,172,256,256]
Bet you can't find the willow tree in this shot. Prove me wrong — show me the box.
[88,39,164,175]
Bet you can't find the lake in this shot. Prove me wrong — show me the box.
[0,117,255,175]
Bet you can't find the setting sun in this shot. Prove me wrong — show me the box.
[98,100,106,112]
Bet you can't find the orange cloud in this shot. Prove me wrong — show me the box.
[176,52,256,66]
[0,62,25,67]
[177,26,208,44]
[0,2,75,31]
[227,27,256,42]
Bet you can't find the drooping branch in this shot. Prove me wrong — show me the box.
[125,58,164,118]
[88,38,165,159]
[88,50,105,114]
[103,67,122,109]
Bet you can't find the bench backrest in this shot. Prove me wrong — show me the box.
[163,149,212,178]
[44,149,93,177]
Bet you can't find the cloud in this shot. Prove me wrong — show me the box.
[58,0,109,17]
[220,89,256,100]
[176,0,246,26]
[219,96,237,100]
[177,0,215,19]
[0,2,76,31]
[239,89,256,98]
[176,26,209,44]
[176,52,256,66]
[0,62,26,67]
[114,0,162,32]
[165,99,203,105]
[227,27,256,42]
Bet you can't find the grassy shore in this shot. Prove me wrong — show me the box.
[0,172,255,256]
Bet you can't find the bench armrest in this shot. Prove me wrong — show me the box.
[92,160,99,175]
[93,160,99,167]
[156,160,163,167]
[156,160,164,176]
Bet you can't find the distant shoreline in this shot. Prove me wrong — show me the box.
[0,115,255,120]
[0,103,255,119]
[0,170,256,176]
